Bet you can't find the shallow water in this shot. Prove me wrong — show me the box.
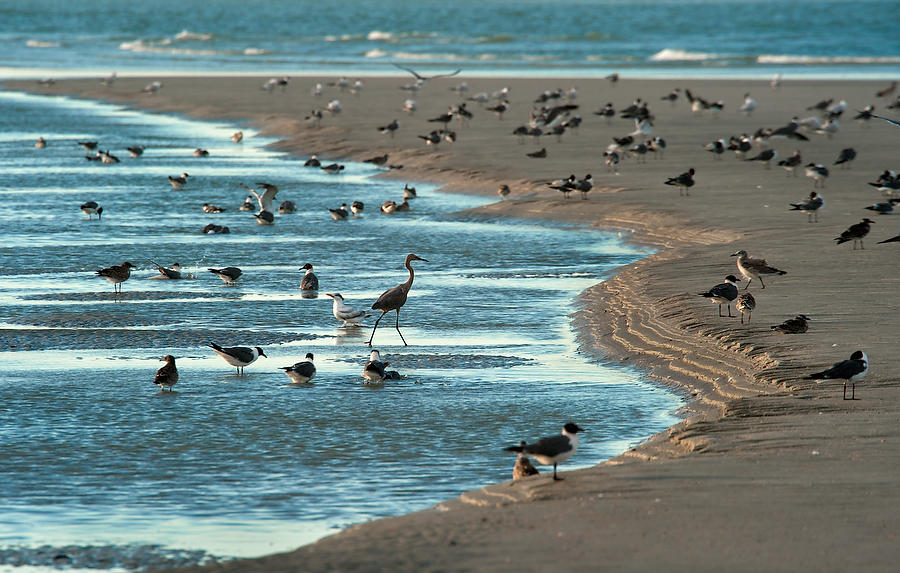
[0,91,682,569]
[1,0,899,79]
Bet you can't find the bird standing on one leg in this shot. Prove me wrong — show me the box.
[367,253,428,346]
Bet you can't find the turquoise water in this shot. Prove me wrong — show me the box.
[0,91,683,569]
[1,0,898,79]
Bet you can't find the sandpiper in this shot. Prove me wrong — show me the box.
[736,292,756,324]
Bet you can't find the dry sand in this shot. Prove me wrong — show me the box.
[9,75,900,572]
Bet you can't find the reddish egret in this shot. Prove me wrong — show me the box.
[367,253,428,346]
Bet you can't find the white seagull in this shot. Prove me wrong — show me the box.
[325,293,371,326]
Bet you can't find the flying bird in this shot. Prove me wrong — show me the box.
[393,64,462,83]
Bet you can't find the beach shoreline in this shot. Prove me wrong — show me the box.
[8,75,900,572]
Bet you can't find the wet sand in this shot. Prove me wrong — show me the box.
[10,75,900,571]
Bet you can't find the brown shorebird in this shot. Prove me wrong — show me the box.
[208,266,242,285]
[155,355,179,391]
[771,314,810,334]
[498,184,511,200]
[835,218,874,249]
[512,441,540,480]
[736,293,756,324]
[96,261,134,293]
[168,172,190,189]
[299,263,319,291]
[231,131,243,143]
[209,342,266,375]
[367,253,428,346]
[731,250,787,289]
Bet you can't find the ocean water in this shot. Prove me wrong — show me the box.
[0,0,898,79]
[0,91,683,570]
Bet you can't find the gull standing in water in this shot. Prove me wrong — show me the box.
[168,172,190,189]
[367,253,428,346]
[329,203,350,220]
[299,263,319,291]
[325,293,370,326]
[361,349,390,384]
[209,342,267,375]
[154,355,178,392]
[208,266,242,285]
[505,423,584,481]
[96,261,135,294]
[281,353,316,384]
[80,201,103,220]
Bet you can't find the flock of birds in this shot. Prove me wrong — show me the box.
[39,68,900,481]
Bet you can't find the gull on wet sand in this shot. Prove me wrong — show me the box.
[209,342,267,375]
[806,350,868,400]
[664,168,695,196]
[778,151,802,176]
[698,274,740,317]
[790,191,824,222]
[835,218,874,249]
[281,353,316,384]
[746,149,777,169]
[367,253,427,347]
[96,261,135,293]
[771,314,810,334]
[805,163,829,188]
[834,148,857,168]
[731,250,786,289]
[505,423,584,481]
[208,266,242,284]
[155,355,178,392]
[326,293,371,326]
[299,263,319,291]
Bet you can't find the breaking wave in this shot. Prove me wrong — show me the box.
[757,54,900,64]
[649,48,723,62]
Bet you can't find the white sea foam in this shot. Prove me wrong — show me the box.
[364,49,389,58]
[26,40,61,48]
[243,47,267,56]
[173,29,213,42]
[367,30,394,41]
[757,54,900,64]
[650,48,721,62]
